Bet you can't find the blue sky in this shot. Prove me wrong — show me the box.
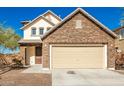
[0,7,124,37]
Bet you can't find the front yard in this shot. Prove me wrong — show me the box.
[2,68,124,86]
[0,69,51,86]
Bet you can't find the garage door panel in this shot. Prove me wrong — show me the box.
[52,46,105,68]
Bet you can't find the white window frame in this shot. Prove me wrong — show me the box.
[31,27,36,36]
[39,27,44,35]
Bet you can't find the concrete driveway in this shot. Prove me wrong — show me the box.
[52,69,124,86]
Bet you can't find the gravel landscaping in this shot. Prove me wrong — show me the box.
[0,69,51,86]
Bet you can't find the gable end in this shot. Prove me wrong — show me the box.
[41,9,117,40]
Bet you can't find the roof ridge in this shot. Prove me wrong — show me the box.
[20,10,60,30]
[43,10,62,21]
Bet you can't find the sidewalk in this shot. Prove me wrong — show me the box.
[22,64,51,74]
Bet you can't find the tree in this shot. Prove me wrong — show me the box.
[0,24,21,54]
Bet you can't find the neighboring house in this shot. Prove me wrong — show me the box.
[19,8,117,70]
[18,10,62,65]
[114,25,124,52]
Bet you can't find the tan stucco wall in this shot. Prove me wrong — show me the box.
[28,46,35,65]
[20,46,35,65]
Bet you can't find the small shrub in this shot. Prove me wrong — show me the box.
[12,58,23,68]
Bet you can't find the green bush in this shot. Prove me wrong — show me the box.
[12,58,23,68]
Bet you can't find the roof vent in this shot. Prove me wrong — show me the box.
[21,21,30,26]
[75,20,82,29]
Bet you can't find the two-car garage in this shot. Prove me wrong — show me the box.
[42,8,116,69]
[51,45,107,69]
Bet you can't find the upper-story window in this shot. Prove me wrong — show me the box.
[39,27,44,35]
[31,27,36,36]
[47,27,51,31]
[120,29,124,39]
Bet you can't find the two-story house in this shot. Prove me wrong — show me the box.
[19,8,117,70]
[18,10,62,66]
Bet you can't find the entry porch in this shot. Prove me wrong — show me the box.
[19,39,42,66]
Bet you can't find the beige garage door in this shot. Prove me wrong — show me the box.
[51,46,105,69]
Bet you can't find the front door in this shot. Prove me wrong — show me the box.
[35,46,42,64]
[25,48,28,65]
